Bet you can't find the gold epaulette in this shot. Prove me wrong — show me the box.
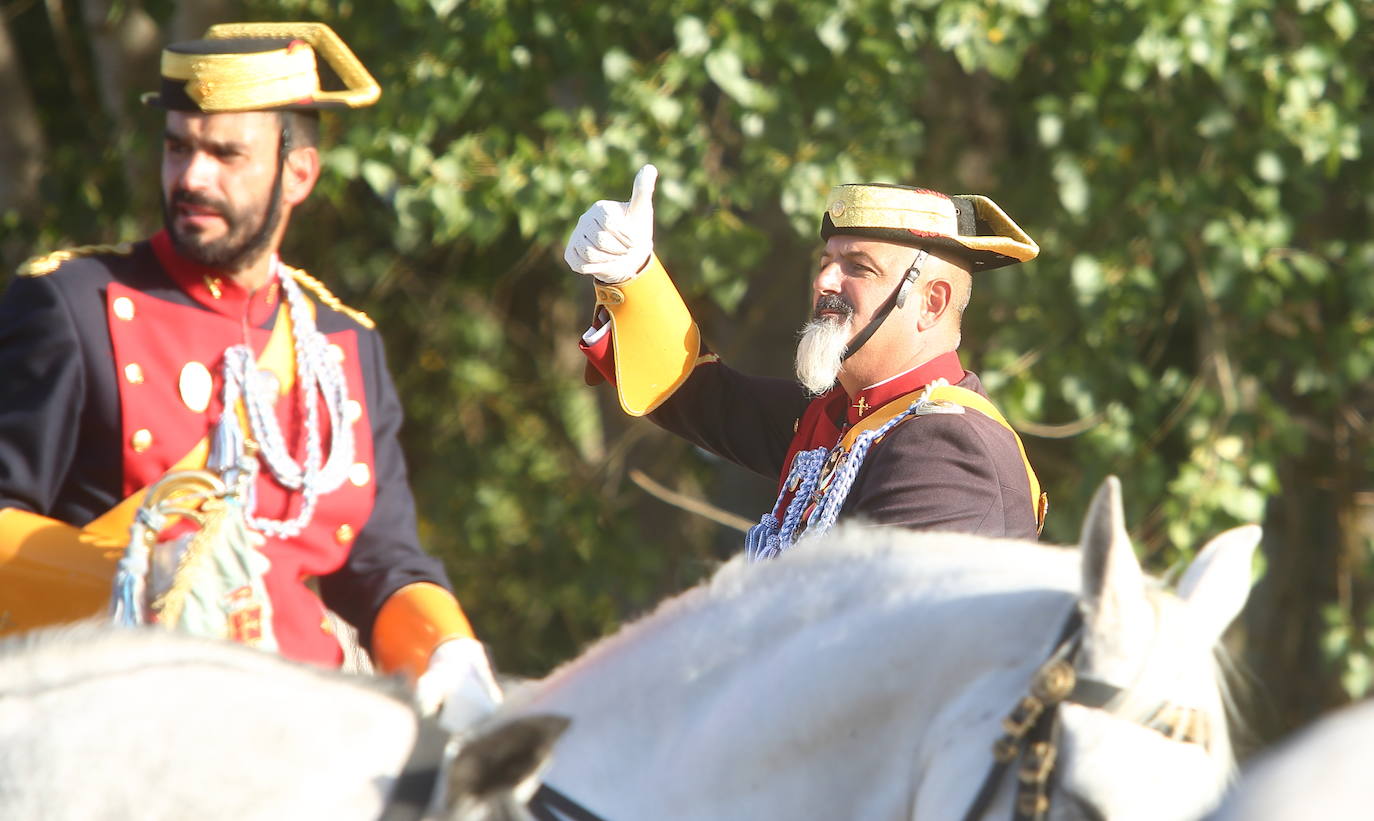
[286,265,376,329]
[17,243,134,277]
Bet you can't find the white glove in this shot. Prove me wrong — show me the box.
[414,637,504,732]
[564,163,658,284]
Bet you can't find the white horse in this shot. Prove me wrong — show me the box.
[1207,697,1374,820]
[0,478,1258,820]
[501,477,1259,821]
[0,618,567,820]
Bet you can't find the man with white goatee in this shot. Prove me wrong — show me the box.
[566,166,1046,558]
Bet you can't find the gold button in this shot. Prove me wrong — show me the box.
[131,429,153,452]
[113,296,135,321]
[334,524,354,544]
[328,344,345,364]
[123,363,144,384]
[594,285,625,305]
[831,200,846,218]
[179,361,212,413]
[343,399,362,425]
[348,462,371,487]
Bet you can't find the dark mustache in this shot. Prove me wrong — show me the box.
[812,294,854,320]
[171,190,227,213]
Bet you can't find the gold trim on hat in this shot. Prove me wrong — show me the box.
[957,194,1039,261]
[825,184,1038,264]
[163,44,320,113]
[204,22,381,109]
[827,185,958,236]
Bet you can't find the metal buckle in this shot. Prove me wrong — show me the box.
[1018,741,1057,785]
[1030,659,1076,704]
[1002,695,1045,737]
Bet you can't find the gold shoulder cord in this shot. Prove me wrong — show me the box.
[286,266,375,329]
[18,243,134,278]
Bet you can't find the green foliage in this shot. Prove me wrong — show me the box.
[5,0,1372,723]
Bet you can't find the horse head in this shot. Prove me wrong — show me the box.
[431,713,569,821]
[1043,477,1259,820]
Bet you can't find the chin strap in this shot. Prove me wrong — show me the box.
[842,250,927,361]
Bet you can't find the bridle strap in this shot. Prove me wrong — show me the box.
[1068,676,1121,710]
[960,606,1087,821]
[960,746,1016,821]
[376,715,450,821]
[841,250,927,361]
[528,783,611,821]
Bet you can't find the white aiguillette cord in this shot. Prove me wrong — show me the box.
[208,259,355,538]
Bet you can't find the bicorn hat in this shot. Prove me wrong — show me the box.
[142,22,380,113]
[820,184,1038,271]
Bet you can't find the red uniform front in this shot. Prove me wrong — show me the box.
[0,234,454,665]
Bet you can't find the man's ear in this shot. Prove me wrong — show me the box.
[282,146,320,207]
[916,278,953,332]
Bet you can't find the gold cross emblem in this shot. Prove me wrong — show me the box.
[853,396,870,417]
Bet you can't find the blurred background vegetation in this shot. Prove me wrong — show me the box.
[1,0,1370,751]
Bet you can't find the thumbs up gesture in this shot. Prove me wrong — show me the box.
[564,164,658,284]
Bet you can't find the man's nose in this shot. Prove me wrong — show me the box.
[174,151,216,192]
[812,261,842,296]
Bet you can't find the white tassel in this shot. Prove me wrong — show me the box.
[208,406,245,475]
[109,509,157,626]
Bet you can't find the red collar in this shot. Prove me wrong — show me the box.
[842,350,965,426]
[151,230,282,326]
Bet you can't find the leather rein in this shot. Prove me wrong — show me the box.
[960,606,1213,821]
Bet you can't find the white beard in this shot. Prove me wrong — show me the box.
[795,316,852,395]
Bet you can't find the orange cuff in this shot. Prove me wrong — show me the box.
[372,581,475,680]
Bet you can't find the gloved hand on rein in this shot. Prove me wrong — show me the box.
[564,163,658,284]
[414,636,504,732]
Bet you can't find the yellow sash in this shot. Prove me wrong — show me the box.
[836,384,1045,531]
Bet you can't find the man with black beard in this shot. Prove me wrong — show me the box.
[0,23,500,725]
[567,166,1046,557]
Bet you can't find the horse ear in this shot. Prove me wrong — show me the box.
[1077,477,1153,681]
[1176,524,1261,646]
[442,713,570,821]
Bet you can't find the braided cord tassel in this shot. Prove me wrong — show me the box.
[109,507,161,626]
[745,447,827,562]
[209,264,358,539]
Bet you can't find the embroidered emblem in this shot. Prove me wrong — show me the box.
[853,396,870,417]
[912,398,966,416]
[224,585,265,644]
